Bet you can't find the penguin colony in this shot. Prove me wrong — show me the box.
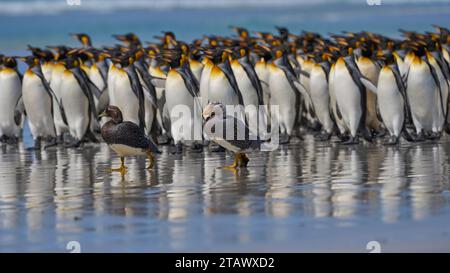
[1,26,450,170]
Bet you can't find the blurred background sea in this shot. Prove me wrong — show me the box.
[0,0,449,52]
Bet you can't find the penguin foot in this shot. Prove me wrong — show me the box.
[56,135,65,144]
[444,124,450,135]
[411,131,425,142]
[170,142,183,154]
[279,134,290,144]
[27,138,42,150]
[190,142,203,153]
[210,143,225,153]
[342,136,359,145]
[157,134,170,145]
[65,140,82,148]
[374,128,388,138]
[44,140,58,149]
[0,135,8,143]
[5,136,19,145]
[426,131,441,140]
[315,131,331,141]
[383,136,399,145]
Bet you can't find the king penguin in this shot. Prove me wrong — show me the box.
[360,51,413,144]
[332,44,372,144]
[404,44,441,140]
[59,51,100,147]
[308,52,334,140]
[163,50,203,153]
[21,55,58,149]
[230,46,267,138]
[0,56,23,143]
[268,47,309,143]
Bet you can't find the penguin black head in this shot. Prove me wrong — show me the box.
[377,50,395,65]
[230,26,249,40]
[100,105,123,124]
[21,56,40,67]
[275,26,289,42]
[70,33,92,47]
[113,33,141,47]
[3,56,17,69]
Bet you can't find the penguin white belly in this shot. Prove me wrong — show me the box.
[231,61,261,131]
[165,70,201,143]
[357,57,381,130]
[190,60,203,83]
[407,62,436,133]
[107,65,117,106]
[268,65,297,136]
[113,70,140,125]
[49,66,69,136]
[310,66,333,133]
[110,144,146,157]
[377,69,404,137]
[333,61,362,137]
[22,71,55,139]
[60,71,90,141]
[0,69,21,137]
[299,61,315,124]
[90,66,109,114]
[208,67,240,106]
[329,65,347,134]
[199,64,212,108]
[150,66,169,135]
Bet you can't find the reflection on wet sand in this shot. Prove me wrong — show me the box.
[0,136,450,251]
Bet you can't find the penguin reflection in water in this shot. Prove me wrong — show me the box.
[202,102,260,170]
[100,105,161,175]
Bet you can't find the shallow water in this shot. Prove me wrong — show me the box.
[1,132,450,252]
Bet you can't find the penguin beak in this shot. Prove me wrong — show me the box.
[98,111,108,118]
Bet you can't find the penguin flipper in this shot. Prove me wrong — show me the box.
[299,70,310,78]
[31,66,65,117]
[359,77,377,94]
[150,77,166,89]
[219,61,244,105]
[136,66,158,108]
[240,59,264,105]
[177,67,199,98]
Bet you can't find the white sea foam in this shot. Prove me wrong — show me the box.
[0,0,448,15]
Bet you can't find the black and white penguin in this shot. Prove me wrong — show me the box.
[404,44,442,140]
[308,52,334,140]
[332,44,372,144]
[208,48,244,107]
[0,56,23,143]
[59,51,100,147]
[47,46,70,142]
[268,47,309,143]
[21,55,58,149]
[360,52,413,144]
[110,53,147,131]
[163,49,203,153]
[230,46,267,138]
